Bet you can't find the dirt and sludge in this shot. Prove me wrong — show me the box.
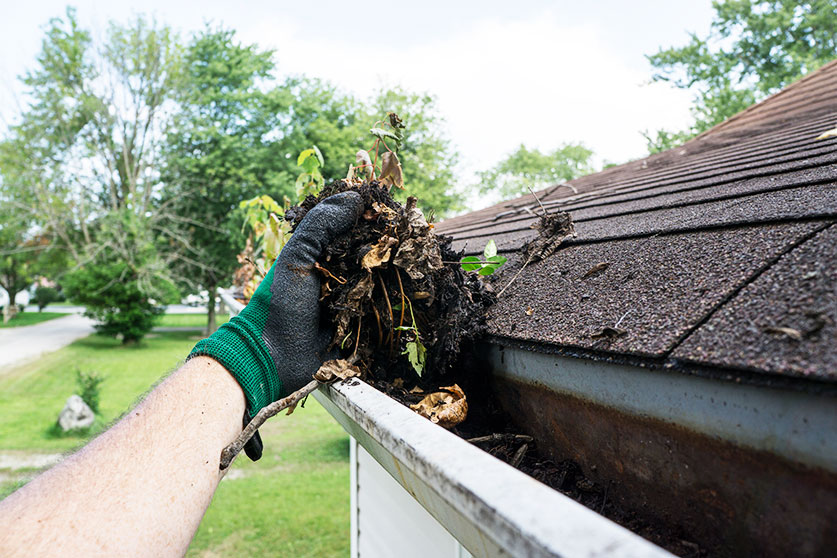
[286,181,704,557]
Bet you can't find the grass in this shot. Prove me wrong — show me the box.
[0,331,350,557]
[155,313,230,329]
[0,312,66,328]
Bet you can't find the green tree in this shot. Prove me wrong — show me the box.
[0,138,48,322]
[10,8,183,342]
[645,0,837,153]
[162,26,283,334]
[476,143,594,200]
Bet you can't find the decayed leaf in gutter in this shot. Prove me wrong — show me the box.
[361,235,399,271]
[410,384,468,429]
[380,151,404,190]
[356,150,373,180]
[314,359,362,382]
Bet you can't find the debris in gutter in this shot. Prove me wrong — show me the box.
[285,180,495,421]
[409,384,468,429]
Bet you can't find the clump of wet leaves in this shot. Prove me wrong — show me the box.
[286,180,495,419]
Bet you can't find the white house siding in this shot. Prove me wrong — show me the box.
[353,437,472,558]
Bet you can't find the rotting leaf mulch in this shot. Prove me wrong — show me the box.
[286,179,495,389]
[286,181,705,557]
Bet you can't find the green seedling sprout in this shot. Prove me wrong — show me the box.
[295,145,325,200]
[395,296,426,376]
[460,239,507,276]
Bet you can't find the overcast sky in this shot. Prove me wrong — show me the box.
[0,0,715,199]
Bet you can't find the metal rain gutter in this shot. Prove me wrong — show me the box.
[314,380,673,558]
[219,289,672,556]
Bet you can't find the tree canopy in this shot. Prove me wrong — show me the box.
[476,143,594,200]
[645,0,837,153]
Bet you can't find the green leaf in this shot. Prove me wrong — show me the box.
[478,265,498,276]
[370,127,400,142]
[297,148,314,166]
[300,157,318,174]
[402,339,426,376]
[312,144,324,166]
[484,239,498,259]
[460,256,482,271]
[486,255,507,265]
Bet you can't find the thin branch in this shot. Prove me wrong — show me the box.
[497,252,534,298]
[220,380,320,470]
[526,186,547,217]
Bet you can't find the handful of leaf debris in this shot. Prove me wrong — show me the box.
[285,180,494,428]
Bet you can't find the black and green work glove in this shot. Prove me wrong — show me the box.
[189,191,363,460]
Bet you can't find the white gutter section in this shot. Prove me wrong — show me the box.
[221,289,672,556]
[315,379,673,558]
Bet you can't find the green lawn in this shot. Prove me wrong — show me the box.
[155,313,230,329]
[0,312,66,328]
[0,331,350,557]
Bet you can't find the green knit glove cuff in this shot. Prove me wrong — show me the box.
[189,312,282,418]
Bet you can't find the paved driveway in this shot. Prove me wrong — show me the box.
[0,314,96,371]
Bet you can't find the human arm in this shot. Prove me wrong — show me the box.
[0,356,244,557]
[0,191,363,557]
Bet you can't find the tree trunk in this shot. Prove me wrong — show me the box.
[206,282,217,337]
[3,288,18,324]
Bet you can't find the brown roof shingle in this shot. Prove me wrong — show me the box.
[436,60,837,384]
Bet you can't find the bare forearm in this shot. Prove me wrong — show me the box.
[0,356,245,558]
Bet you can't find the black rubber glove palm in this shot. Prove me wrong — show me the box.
[190,191,363,460]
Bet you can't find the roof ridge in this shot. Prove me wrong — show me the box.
[693,58,837,141]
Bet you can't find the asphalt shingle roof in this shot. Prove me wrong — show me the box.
[436,60,837,384]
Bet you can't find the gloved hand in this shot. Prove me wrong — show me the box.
[189,191,363,459]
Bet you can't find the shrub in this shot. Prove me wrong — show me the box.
[63,261,167,344]
[76,369,105,414]
[33,286,60,311]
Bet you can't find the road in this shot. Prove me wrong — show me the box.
[0,314,96,371]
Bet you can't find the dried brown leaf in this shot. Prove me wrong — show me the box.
[392,237,443,280]
[410,384,468,429]
[362,235,399,272]
[380,151,404,190]
[314,359,362,383]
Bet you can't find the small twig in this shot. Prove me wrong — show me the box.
[376,272,394,350]
[244,256,267,279]
[614,309,633,329]
[600,481,611,513]
[395,268,406,345]
[526,186,547,217]
[371,303,383,346]
[314,262,347,284]
[497,253,534,298]
[353,315,362,358]
[466,433,534,444]
[220,379,319,470]
[510,443,529,468]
